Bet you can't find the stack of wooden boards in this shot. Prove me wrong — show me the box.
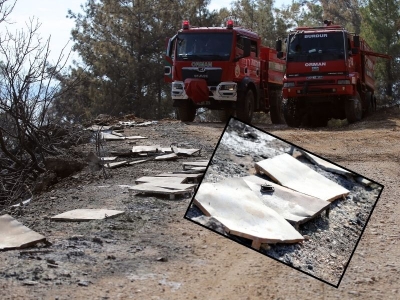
[193,153,350,250]
[129,160,209,199]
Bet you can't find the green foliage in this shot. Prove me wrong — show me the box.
[361,0,400,101]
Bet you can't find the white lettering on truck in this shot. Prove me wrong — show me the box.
[305,62,326,67]
[304,34,328,38]
[192,62,212,67]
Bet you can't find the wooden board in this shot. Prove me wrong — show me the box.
[51,209,124,221]
[129,184,192,200]
[86,125,112,131]
[131,145,161,153]
[182,161,209,170]
[0,214,46,250]
[119,121,136,126]
[127,159,148,166]
[111,131,124,137]
[100,132,125,140]
[100,157,117,162]
[301,151,353,177]
[125,136,147,140]
[156,173,203,183]
[134,182,196,191]
[172,147,201,156]
[135,176,186,184]
[193,178,304,248]
[242,175,330,225]
[104,161,128,169]
[155,153,178,161]
[255,153,350,202]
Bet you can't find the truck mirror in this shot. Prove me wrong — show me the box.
[276,40,282,52]
[353,35,360,48]
[351,48,359,55]
[277,51,284,59]
[243,38,251,58]
[166,34,177,57]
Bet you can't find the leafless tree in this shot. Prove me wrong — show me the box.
[0,0,82,211]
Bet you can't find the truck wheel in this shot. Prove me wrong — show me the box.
[283,98,302,127]
[219,109,235,123]
[373,95,377,111]
[345,92,362,123]
[237,89,254,123]
[269,90,284,124]
[178,102,196,122]
[363,91,373,117]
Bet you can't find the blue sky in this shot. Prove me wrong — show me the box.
[3,0,291,67]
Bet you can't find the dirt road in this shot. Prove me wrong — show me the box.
[1,107,399,299]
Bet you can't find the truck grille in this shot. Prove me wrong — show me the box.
[182,68,222,85]
[297,80,336,86]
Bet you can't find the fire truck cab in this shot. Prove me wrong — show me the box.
[276,21,390,127]
[165,20,284,123]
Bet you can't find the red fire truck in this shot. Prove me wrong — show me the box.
[164,20,285,123]
[276,20,391,127]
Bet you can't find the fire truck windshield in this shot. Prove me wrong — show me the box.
[287,32,346,62]
[176,32,233,61]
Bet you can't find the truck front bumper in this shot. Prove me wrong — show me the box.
[171,81,238,102]
[283,84,354,98]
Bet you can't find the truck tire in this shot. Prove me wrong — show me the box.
[345,92,362,123]
[363,91,373,117]
[236,89,254,123]
[178,102,196,122]
[219,109,235,123]
[283,98,302,127]
[269,90,284,124]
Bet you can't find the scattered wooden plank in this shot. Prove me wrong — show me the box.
[301,151,353,177]
[172,147,201,156]
[172,168,205,174]
[243,175,331,225]
[135,121,157,127]
[255,153,350,202]
[51,209,124,221]
[86,125,112,131]
[104,161,128,169]
[193,178,304,248]
[131,145,161,153]
[189,166,206,172]
[156,172,203,183]
[129,185,192,200]
[125,136,147,140]
[111,131,124,137]
[155,153,178,161]
[100,157,117,162]
[135,182,196,191]
[119,121,136,126]
[135,176,186,184]
[0,214,46,250]
[182,161,209,170]
[127,159,148,166]
[101,132,125,140]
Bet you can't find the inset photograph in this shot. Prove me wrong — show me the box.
[184,117,383,287]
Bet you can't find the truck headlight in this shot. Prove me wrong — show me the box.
[220,84,236,91]
[337,80,350,85]
[172,82,184,90]
[283,82,295,88]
